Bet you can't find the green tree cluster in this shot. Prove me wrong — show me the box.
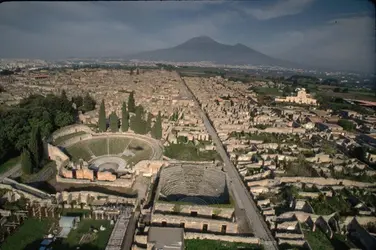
[338,119,356,131]
[80,93,96,113]
[0,93,78,165]
[170,111,179,121]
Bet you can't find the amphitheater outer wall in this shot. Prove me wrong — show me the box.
[154,203,234,219]
[52,124,94,140]
[57,131,163,161]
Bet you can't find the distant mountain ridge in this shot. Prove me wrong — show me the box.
[128,36,299,68]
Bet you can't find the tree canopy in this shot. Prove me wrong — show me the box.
[128,91,136,113]
[98,100,107,132]
[0,93,79,165]
[121,102,129,132]
[109,112,119,132]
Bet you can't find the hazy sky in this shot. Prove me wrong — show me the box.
[0,0,374,72]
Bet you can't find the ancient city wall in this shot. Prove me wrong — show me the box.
[184,232,261,244]
[154,203,234,219]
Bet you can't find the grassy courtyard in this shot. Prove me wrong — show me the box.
[164,142,221,161]
[185,239,263,250]
[1,218,55,250]
[52,219,113,250]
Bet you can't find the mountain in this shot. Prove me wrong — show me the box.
[128,36,299,68]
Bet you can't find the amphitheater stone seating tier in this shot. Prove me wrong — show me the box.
[61,135,161,169]
[159,163,229,205]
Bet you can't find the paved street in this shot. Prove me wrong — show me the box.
[180,76,278,250]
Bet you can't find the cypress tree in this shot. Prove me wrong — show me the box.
[29,126,43,169]
[98,99,107,132]
[155,111,162,139]
[109,112,119,132]
[146,113,152,133]
[21,149,33,175]
[128,91,136,113]
[121,102,129,132]
[152,111,163,139]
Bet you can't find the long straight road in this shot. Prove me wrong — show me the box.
[180,76,278,250]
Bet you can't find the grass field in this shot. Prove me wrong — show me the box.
[54,131,88,145]
[87,139,108,156]
[0,155,20,174]
[185,239,263,250]
[65,142,93,162]
[128,146,153,166]
[108,137,131,154]
[1,218,54,250]
[52,219,113,250]
[252,87,281,96]
[164,143,220,161]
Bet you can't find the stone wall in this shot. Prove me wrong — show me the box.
[58,134,93,147]
[184,232,261,244]
[55,173,134,188]
[97,171,116,181]
[47,143,69,164]
[56,191,137,205]
[154,203,234,219]
[52,124,93,140]
[247,177,376,188]
[151,214,238,234]
[279,177,376,188]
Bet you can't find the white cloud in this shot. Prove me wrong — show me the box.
[255,15,375,72]
[244,0,315,20]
